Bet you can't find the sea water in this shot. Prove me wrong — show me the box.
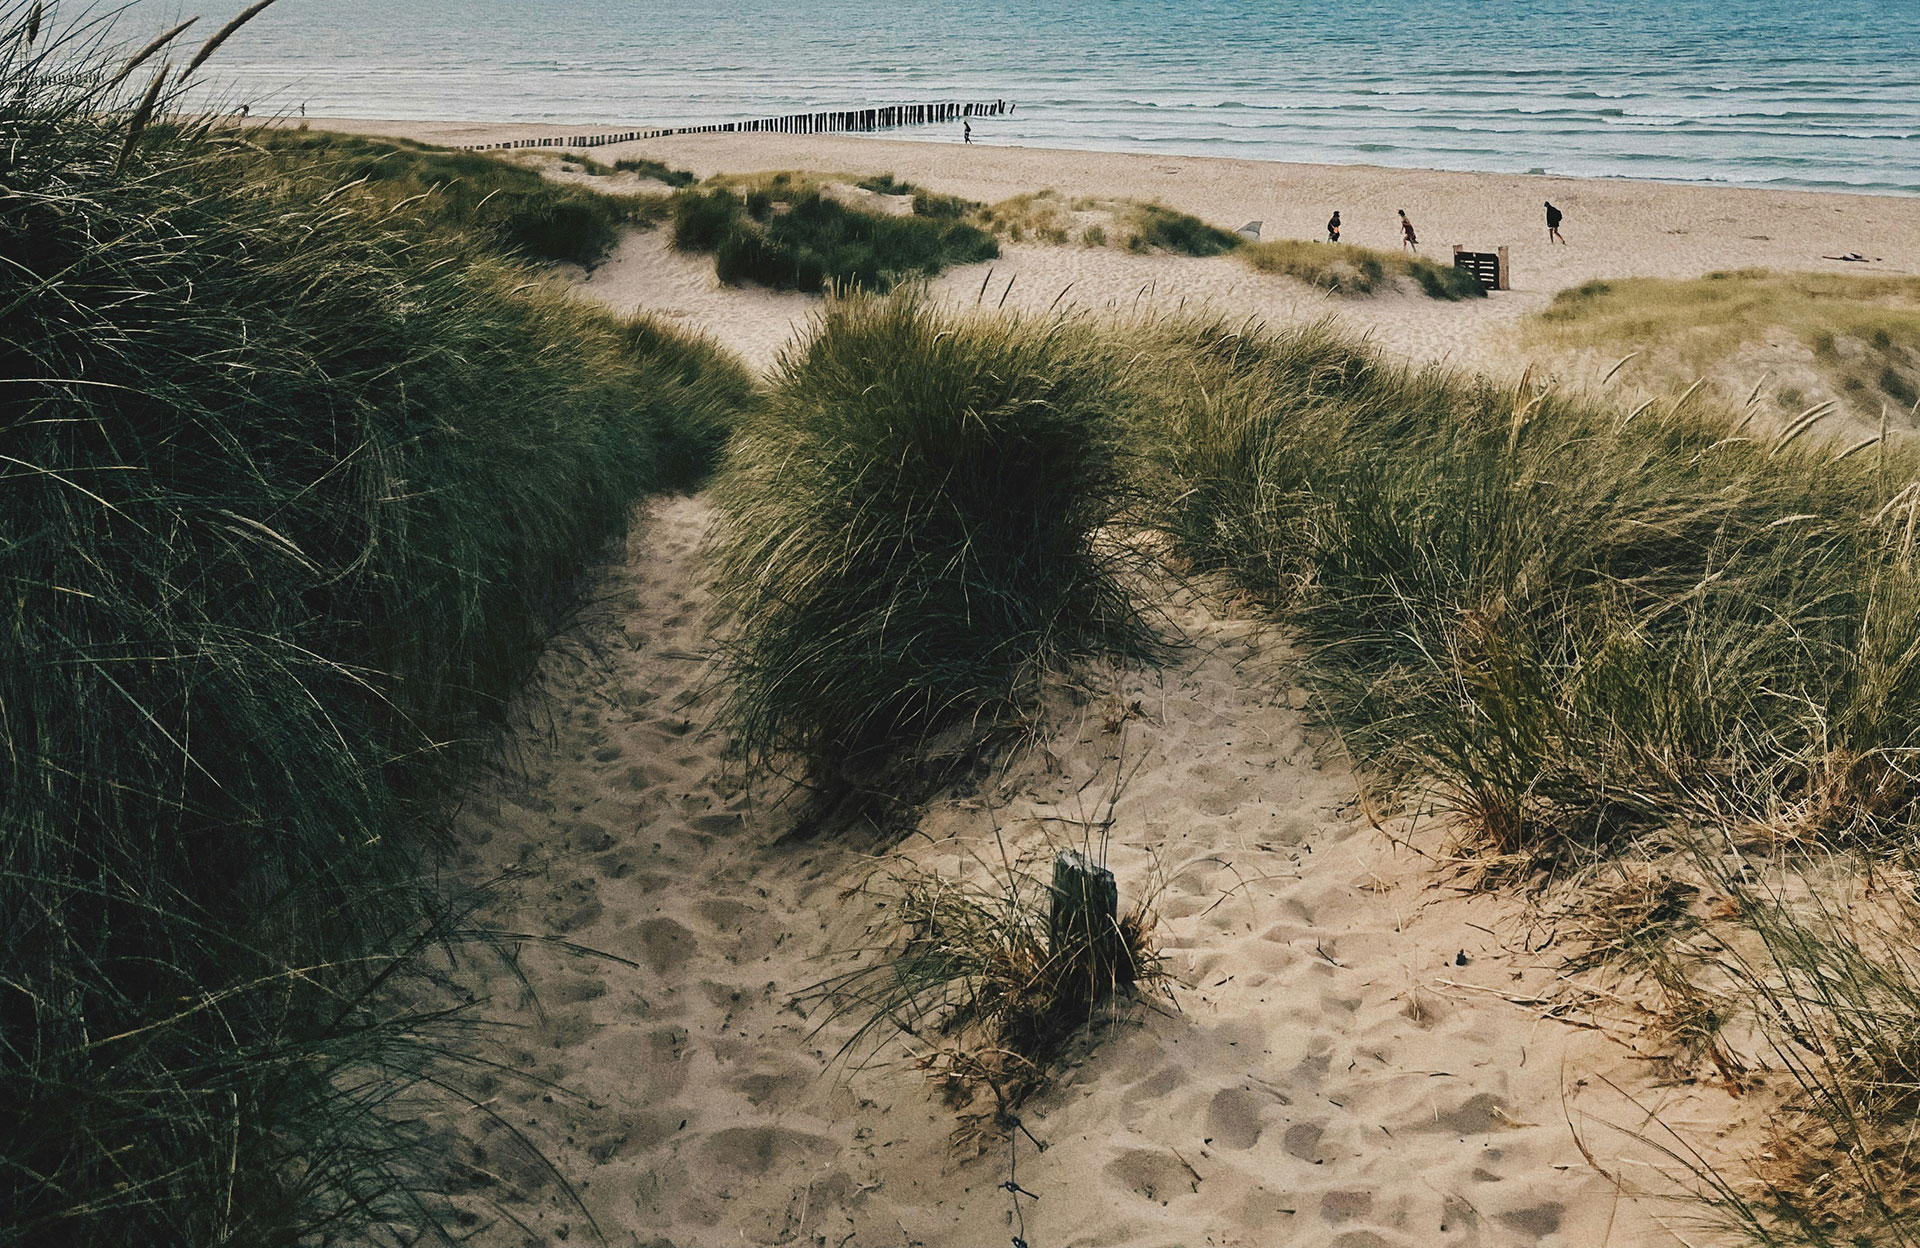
[129,0,1919,195]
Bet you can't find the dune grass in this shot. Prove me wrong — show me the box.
[1126,314,1920,1240]
[257,129,669,266]
[1678,852,1920,1246]
[977,190,1244,254]
[669,181,998,292]
[2,15,753,1245]
[852,172,978,219]
[711,292,1151,808]
[978,188,1083,243]
[1240,238,1486,299]
[1134,317,1920,862]
[819,843,1165,1149]
[1124,202,1244,256]
[611,154,698,186]
[1532,269,1920,416]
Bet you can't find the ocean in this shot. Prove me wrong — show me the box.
[129,0,1920,195]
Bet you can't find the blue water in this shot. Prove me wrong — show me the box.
[130,0,1920,195]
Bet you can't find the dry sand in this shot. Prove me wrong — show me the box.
[442,498,1714,1248]
[368,128,1908,1247]
[325,118,1920,379]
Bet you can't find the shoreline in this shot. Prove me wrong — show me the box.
[299,115,1920,205]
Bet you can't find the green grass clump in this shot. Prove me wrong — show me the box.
[1126,203,1244,256]
[712,292,1148,799]
[1132,315,1920,1231]
[1408,256,1490,300]
[979,188,1078,242]
[1240,238,1485,299]
[854,172,978,219]
[1533,269,1920,415]
[855,171,914,196]
[672,185,741,250]
[911,188,977,220]
[258,129,662,266]
[1,16,752,1245]
[1136,317,1920,862]
[612,154,697,186]
[672,184,998,293]
[819,846,1164,1149]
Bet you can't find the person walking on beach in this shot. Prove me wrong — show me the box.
[1398,208,1418,251]
[1545,200,1565,244]
[1327,210,1341,243]
[963,120,972,144]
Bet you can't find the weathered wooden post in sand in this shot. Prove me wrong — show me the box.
[1050,850,1131,991]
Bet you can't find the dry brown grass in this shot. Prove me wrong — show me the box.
[1530,269,1920,423]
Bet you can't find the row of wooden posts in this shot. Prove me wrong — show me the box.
[465,99,1012,152]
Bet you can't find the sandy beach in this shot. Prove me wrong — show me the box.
[343,125,1920,1247]
[314,119,1920,422]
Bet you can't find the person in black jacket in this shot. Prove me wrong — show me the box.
[1327,211,1341,243]
[1546,201,1566,244]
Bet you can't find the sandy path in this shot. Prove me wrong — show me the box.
[433,488,1693,1248]
[389,131,1821,1245]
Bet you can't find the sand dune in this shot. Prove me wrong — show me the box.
[382,132,1898,1246]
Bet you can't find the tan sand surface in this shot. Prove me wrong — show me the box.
[353,121,1915,394]
[316,119,1920,289]
[440,495,1711,1248]
[360,128,1886,1246]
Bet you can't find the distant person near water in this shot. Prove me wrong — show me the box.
[1398,209,1418,251]
[1545,200,1565,244]
[1327,211,1341,243]
[963,120,972,144]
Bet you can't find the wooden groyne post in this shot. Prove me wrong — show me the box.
[462,98,1012,152]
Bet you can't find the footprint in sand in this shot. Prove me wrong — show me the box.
[583,1109,684,1163]
[1104,1147,1196,1204]
[697,1125,829,1179]
[1283,1121,1324,1162]
[1321,1189,1373,1224]
[635,916,698,975]
[730,1059,813,1108]
[1204,1087,1265,1150]
[1419,1091,1512,1136]
[545,877,603,933]
[1495,1201,1563,1236]
[1329,1233,1403,1248]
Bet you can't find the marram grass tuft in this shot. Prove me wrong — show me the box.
[711,290,1152,812]
[0,9,753,1244]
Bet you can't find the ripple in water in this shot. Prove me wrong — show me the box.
[139,0,1920,195]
